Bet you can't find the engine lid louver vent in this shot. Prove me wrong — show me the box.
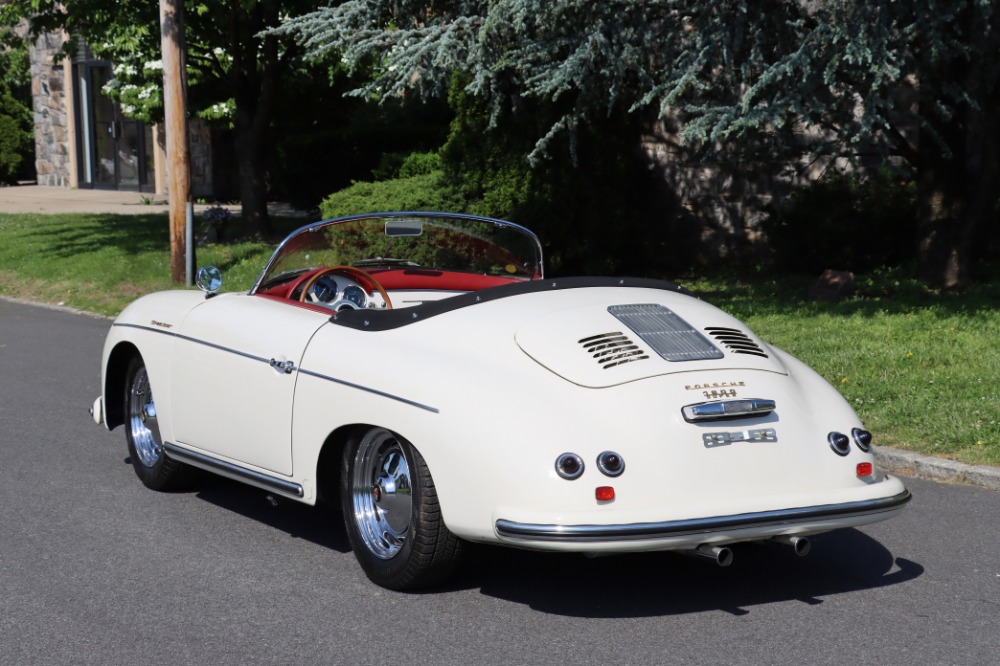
[579,332,649,369]
[608,304,724,362]
[704,327,769,358]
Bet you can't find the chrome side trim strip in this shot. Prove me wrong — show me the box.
[173,332,271,364]
[114,323,436,413]
[495,489,912,542]
[113,323,272,365]
[297,368,440,414]
[163,442,304,498]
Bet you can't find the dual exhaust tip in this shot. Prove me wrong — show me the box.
[685,535,811,567]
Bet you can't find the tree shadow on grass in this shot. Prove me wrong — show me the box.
[24,213,170,259]
[21,213,285,285]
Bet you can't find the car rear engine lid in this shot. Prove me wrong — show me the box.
[516,302,787,388]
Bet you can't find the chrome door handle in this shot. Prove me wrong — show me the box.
[269,358,295,374]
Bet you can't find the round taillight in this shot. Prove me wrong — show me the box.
[828,432,851,456]
[597,451,625,477]
[852,428,873,452]
[597,451,625,476]
[555,453,584,480]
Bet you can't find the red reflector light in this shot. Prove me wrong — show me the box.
[857,462,873,477]
[596,486,615,502]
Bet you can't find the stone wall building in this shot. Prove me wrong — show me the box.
[27,30,214,198]
[28,30,73,187]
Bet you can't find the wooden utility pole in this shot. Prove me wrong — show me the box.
[159,0,191,284]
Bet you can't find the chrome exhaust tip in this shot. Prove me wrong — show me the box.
[773,535,811,557]
[683,544,734,567]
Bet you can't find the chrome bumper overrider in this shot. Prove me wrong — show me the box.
[90,396,104,426]
[494,489,911,542]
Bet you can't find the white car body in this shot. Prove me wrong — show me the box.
[94,212,910,589]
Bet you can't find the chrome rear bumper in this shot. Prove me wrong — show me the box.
[495,489,911,543]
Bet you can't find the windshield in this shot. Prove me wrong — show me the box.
[250,212,544,293]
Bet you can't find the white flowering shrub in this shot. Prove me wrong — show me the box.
[92,26,237,124]
[98,61,161,121]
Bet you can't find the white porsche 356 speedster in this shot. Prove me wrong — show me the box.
[92,212,910,590]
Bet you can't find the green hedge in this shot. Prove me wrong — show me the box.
[0,87,33,184]
[319,171,464,219]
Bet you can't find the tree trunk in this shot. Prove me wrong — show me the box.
[915,137,998,289]
[234,107,271,237]
[915,148,975,289]
[227,0,278,239]
[914,5,1000,288]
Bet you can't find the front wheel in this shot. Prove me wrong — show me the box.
[341,427,462,590]
[124,356,189,490]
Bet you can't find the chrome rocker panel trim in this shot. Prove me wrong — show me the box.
[495,489,912,543]
[162,442,304,498]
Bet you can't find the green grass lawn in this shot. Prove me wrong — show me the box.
[1,212,997,466]
[0,212,298,313]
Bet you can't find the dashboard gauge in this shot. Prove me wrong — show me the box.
[343,285,367,307]
[312,276,338,303]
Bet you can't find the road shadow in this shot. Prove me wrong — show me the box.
[168,470,922,616]
[189,474,352,554]
[449,530,922,617]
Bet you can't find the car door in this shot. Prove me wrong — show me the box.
[169,293,329,476]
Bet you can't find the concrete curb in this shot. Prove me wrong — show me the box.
[0,295,113,320]
[875,446,1000,492]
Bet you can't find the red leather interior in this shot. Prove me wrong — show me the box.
[255,267,523,310]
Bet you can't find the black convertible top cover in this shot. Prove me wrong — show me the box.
[329,276,692,332]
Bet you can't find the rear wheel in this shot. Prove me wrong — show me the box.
[124,356,189,490]
[341,427,462,590]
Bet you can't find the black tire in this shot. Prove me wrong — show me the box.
[123,356,189,491]
[341,427,463,590]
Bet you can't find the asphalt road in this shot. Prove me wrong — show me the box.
[1,298,998,666]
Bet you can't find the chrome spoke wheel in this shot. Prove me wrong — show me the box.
[350,428,413,560]
[341,427,462,589]
[123,356,189,491]
[127,365,162,468]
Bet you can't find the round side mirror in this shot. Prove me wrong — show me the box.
[196,265,223,294]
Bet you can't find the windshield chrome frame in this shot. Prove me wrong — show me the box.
[248,211,545,296]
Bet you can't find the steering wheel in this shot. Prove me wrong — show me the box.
[299,266,393,310]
